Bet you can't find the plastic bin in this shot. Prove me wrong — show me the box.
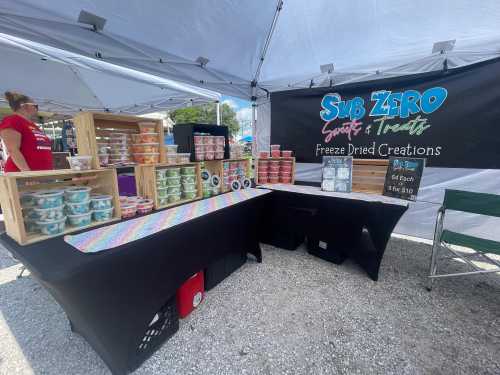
[176,271,204,318]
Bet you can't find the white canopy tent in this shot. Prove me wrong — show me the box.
[0,0,500,239]
[0,33,221,115]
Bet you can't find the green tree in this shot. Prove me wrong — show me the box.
[170,103,239,136]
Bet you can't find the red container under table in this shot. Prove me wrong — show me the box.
[176,271,204,318]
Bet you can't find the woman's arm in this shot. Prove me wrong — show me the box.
[0,128,30,171]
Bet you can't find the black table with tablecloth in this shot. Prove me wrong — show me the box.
[259,184,409,281]
[0,190,271,375]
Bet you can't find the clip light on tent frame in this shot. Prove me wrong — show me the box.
[78,10,107,32]
[432,40,456,54]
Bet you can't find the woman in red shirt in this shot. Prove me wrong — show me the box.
[0,91,53,172]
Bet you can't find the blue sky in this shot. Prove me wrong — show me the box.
[221,95,252,139]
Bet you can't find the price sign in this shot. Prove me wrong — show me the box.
[321,156,353,193]
[383,157,425,201]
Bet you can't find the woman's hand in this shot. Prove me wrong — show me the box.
[0,128,31,171]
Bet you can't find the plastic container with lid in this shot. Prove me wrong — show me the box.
[132,143,159,153]
[167,185,181,194]
[97,143,109,154]
[166,168,181,177]
[33,205,65,221]
[138,122,156,133]
[203,136,215,145]
[204,144,215,152]
[98,154,109,166]
[110,132,129,139]
[65,186,92,203]
[195,152,205,161]
[215,136,225,146]
[168,193,182,203]
[157,187,168,198]
[137,133,158,143]
[193,135,203,145]
[21,191,38,208]
[182,191,197,199]
[181,175,196,184]
[137,199,154,214]
[270,144,281,150]
[67,156,93,171]
[157,179,167,188]
[177,153,191,164]
[259,151,270,159]
[215,151,224,160]
[166,176,181,186]
[280,176,292,184]
[133,152,159,164]
[281,150,293,157]
[32,190,64,209]
[280,164,293,173]
[269,164,280,173]
[65,200,91,215]
[166,154,178,165]
[92,207,114,222]
[90,195,113,210]
[37,216,66,236]
[121,203,137,218]
[271,149,281,158]
[109,153,131,162]
[156,169,166,180]
[215,145,224,153]
[67,212,92,227]
[182,182,197,192]
[181,166,196,175]
[165,144,178,154]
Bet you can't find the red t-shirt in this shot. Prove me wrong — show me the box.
[0,114,53,172]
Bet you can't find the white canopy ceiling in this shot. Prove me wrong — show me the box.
[0,33,220,114]
[1,0,500,100]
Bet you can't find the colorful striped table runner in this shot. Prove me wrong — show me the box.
[64,188,271,253]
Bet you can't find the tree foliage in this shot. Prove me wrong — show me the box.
[170,103,239,136]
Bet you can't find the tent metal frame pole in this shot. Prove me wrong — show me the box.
[216,101,221,125]
[251,103,257,157]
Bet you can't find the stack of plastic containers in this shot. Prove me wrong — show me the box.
[21,186,115,236]
[96,140,110,166]
[181,165,198,200]
[257,159,269,184]
[279,159,293,183]
[109,133,132,165]
[158,165,198,204]
[132,122,160,164]
[193,134,225,161]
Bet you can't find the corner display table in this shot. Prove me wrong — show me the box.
[260,184,408,281]
[0,189,271,375]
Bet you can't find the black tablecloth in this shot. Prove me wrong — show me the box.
[260,186,408,281]
[0,193,269,375]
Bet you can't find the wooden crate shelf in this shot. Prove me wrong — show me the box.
[203,158,251,193]
[135,162,203,209]
[73,112,165,169]
[255,157,296,185]
[352,159,389,194]
[0,169,121,245]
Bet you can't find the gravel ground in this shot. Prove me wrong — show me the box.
[0,238,499,375]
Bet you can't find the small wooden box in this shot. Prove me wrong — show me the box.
[135,162,202,209]
[352,159,389,194]
[0,169,121,245]
[73,112,165,169]
[204,158,251,193]
[255,157,296,185]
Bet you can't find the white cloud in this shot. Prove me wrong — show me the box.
[222,99,238,110]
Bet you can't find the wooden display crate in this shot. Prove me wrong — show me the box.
[73,112,166,169]
[203,158,251,193]
[0,169,121,245]
[135,162,202,209]
[352,159,389,194]
[255,157,296,185]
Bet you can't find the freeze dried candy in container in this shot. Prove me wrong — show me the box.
[138,122,156,133]
[92,207,114,222]
[33,205,65,221]
[166,154,178,165]
[133,152,159,164]
[121,203,137,218]
[165,144,178,154]
[157,187,168,198]
[176,153,191,164]
[137,133,158,143]
[65,200,91,215]
[64,186,91,203]
[166,168,181,177]
[90,195,113,210]
[98,153,109,166]
[33,190,64,209]
[168,193,182,203]
[136,199,154,214]
[132,143,159,153]
[281,150,293,157]
[36,216,66,236]
[67,156,93,171]
[67,212,92,227]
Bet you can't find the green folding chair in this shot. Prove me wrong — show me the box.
[427,189,500,290]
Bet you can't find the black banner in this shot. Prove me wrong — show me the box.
[270,58,500,168]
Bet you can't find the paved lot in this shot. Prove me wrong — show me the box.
[0,237,499,375]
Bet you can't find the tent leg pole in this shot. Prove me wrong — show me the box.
[252,103,257,157]
[216,102,221,125]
